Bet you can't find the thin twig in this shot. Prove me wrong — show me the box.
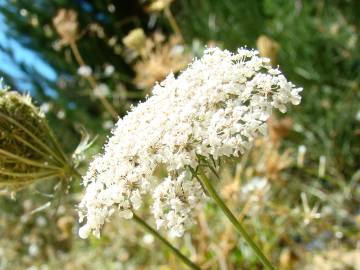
[164,7,184,41]
[132,213,202,270]
[197,171,277,270]
[69,42,118,119]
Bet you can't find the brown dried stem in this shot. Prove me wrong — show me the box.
[69,42,118,119]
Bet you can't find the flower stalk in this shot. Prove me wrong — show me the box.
[52,9,118,120]
[69,41,118,120]
[197,170,276,270]
[133,213,201,270]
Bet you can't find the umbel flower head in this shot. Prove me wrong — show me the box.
[0,89,73,191]
[79,47,302,238]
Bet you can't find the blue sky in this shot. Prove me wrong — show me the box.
[0,11,57,93]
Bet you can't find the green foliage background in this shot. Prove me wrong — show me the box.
[0,0,359,269]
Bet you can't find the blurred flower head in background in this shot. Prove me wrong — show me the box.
[256,35,280,66]
[133,33,191,91]
[52,9,79,44]
[122,28,146,53]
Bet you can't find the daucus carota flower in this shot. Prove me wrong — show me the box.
[152,171,204,238]
[79,47,302,238]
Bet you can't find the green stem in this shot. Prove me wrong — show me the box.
[132,213,202,270]
[70,169,200,269]
[197,171,276,270]
[70,167,82,179]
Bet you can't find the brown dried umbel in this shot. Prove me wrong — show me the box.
[133,33,191,91]
[122,28,146,53]
[52,9,78,44]
[52,9,118,119]
[0,90,74,190]
[256,35,280,66]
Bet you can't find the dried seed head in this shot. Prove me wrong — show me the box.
[0,89,71,191]
[146,0,173,12]
[122,28,146,52]
[53,9,78,44]
[268,116,293,143]
[134,34,191,90]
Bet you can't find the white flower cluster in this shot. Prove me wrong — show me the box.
[152,171,204,238]
[79,47,302,239]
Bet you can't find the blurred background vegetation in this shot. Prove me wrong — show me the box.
[0,0,359,269]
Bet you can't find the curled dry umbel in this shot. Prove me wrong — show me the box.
[0,90,73,190]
